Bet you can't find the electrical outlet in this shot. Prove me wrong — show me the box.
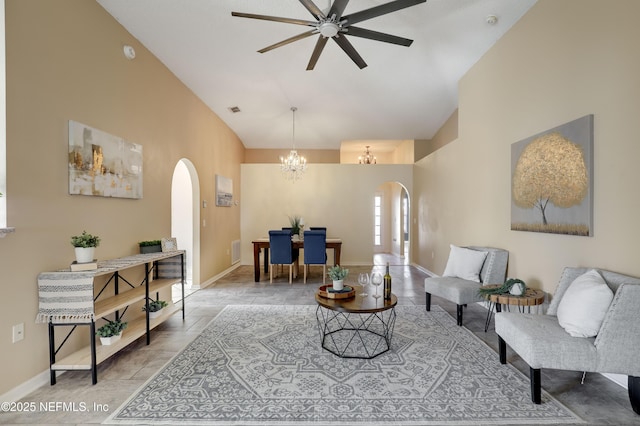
[12,323,24,343]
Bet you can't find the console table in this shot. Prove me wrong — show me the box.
[37,251,185,385]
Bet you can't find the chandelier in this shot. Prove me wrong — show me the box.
[280,107,307,181]
[358,145,377,164]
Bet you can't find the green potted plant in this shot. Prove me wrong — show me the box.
[328,265,349,291]
[142,299,168,319]
[71,230,101,263]
[96,319,127,345]
[139,240,162,254]
[478,278,527,297]
[288,215,303,239]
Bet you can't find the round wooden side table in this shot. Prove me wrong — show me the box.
[483,285,545,332]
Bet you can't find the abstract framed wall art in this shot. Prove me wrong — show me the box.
[68,120,143,199]
[511,115,593,236]
[215,174,233,206]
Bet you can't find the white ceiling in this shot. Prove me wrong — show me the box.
[96,0,536,150]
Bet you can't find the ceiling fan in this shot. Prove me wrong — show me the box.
[232,0,427,70]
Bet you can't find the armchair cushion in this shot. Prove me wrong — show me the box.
[442,244,488,282]
[556,269,613,337]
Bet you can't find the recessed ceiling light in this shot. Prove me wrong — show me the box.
[228,106,241,113]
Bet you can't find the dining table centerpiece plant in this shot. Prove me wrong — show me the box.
[288,215,303,237]
[71,230,101,263]
[328,265,349,291]
[96,319,127,345]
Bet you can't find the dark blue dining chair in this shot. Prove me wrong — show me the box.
[269,230,298,284]
[309,227,326,232]
[303,230,327,284]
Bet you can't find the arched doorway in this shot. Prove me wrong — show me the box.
[373,181,410,265]
[171,159,200,291]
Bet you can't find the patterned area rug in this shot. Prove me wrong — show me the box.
[106,305,582,425]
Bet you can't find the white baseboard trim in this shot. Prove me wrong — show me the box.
[602,373,628,389]
[411,262,436,277]
[200,262,242,288]
[0,368,63,403]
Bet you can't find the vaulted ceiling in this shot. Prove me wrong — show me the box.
[96,0,536,150]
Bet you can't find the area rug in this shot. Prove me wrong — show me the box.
[105,305,582,425]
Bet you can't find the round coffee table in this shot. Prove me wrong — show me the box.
[483,285,545,332]
[315,284,397,359]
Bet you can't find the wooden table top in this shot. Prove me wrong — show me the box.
[315,284,397,313]
[483,284,545,306]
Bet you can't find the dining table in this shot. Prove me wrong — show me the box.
[252,237,342,282]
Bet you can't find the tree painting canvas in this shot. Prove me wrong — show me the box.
[68,121,143,199]
[511,115,593,236]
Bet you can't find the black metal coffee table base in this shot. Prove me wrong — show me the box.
[315,304,396,359]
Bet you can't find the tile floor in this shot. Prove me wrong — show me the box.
[1,262,638,425]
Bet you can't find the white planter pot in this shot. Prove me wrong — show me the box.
[75,247,95,264]
[149,308,164,319]
[509,283,525,296]
[99,333,121,346]
[332,280,344,291]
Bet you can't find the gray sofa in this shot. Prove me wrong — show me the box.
[496,267,640,414]
[424,246,509,326]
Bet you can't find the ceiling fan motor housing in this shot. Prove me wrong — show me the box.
[318,20,340,38]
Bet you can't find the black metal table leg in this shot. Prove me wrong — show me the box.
[629,376,640,415]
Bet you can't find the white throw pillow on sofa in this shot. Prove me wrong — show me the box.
[442,245,488,282]
[556,269,614,338]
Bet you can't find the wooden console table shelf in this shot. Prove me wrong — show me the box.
[37,251,186,385]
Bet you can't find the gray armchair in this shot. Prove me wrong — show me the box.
[424,246,509,326]
[496,267,640,414]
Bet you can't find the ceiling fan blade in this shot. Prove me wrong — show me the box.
[328,0,350,20]
[345,26,413,46]
[258,30,317,54]
[332,35,367,69]
[232,11,316,27]
[306,36,329,70]
[342,0,426,26]
[298,0,326,20]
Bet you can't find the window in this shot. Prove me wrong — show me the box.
[374,195,382,245]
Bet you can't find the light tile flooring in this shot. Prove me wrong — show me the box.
[2,262,638,425]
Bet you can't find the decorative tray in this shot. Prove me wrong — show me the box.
[317,284,355,299]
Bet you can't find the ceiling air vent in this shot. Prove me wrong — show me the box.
[228,106,241,113]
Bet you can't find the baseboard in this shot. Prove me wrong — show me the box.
[0,368,63,403]
[200,262,242,288]
[411,262,436,277]
[603,373,628,389]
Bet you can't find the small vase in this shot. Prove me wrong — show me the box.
[149,308,164,319]
[509,282,525,296]
[100,333,121,346]
[332,280,344,291]
[75,247,95,264]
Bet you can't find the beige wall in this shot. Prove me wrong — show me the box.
[244,149,340,164]
[241,164,412,266]
[414,109,458,162]
[0,0,243,396]
[413,0,640,294]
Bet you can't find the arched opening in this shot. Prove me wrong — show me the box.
[373,181,410,266]
[171,159,200,297]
